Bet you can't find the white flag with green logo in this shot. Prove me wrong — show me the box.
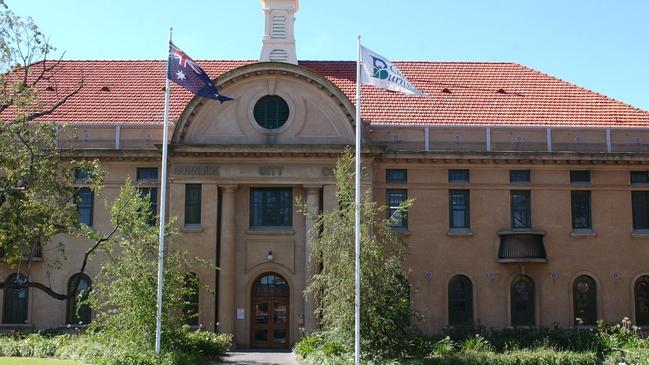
[360,45,425,96]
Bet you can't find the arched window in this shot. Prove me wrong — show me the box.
[253,273,289,297]
[183,273,199,326]
[448,275,473,326]
[573,275,597,326]
[3,273,28,324]
[511,275,535,326]
[66,274,92,325]
[635,275,649,326]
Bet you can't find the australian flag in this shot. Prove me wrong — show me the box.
[167,42,233,103]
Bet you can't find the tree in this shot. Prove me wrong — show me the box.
[0,3,105,299]
[87,179,195,349]
[301,149,417,358]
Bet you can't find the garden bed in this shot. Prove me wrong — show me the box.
[294,321,649,365]
[0,330,232,365]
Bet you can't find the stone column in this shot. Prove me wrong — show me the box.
[218,185,237,335]
[303,185,321,333]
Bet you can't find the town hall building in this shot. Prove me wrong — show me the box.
[2,0,649,349]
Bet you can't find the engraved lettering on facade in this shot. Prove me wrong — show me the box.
[258,166,283,176]
[173,165,220,176]
[321,167,333,177]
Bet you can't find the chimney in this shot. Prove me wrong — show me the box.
[260,0,299,64]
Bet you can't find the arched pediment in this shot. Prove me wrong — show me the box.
[172,62,357,146]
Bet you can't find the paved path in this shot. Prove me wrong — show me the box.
[220,350,301,365]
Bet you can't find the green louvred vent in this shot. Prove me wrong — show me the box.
[254,95,289,130]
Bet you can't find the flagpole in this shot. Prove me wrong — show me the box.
[354,34,362,365]
[155,26,173,356]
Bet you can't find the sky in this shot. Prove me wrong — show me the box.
[6,0,649,111]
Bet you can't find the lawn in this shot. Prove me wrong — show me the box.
[0,358,86,365]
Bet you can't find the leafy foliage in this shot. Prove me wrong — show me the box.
[0,2,95,281]
[86,179,197,351]
[300,148,415,358]
[295,319,649,365]
[0,331,232,365]
[424,349,599,365]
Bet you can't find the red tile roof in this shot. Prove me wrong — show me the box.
[3,60,649,128]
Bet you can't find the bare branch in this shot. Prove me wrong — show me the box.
[0,280,67,300]
[26,76,83,122]
[0,223,120,300]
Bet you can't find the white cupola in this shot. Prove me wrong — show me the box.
[260,0,299,64]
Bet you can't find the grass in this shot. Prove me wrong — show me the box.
[0,358,86,365]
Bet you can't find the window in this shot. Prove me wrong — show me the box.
[3,273,28,324]
[448,169,470,184]
[136,167,158,182]
[511,190,531,229]
[631,171,649,185]
[570,170,591,184]
[139,188,158,225]
[67,274,92,325]
[511,275,535,326]
[448,275,473,326]
[250,188,292,227]
[386,169,407,183]
[253,95,289,130]
[75,187,94,226]
[74,168,90,181]
[635,276,649,326]
[449,190,470,229]
[183,273,199,326]
[184,184,201,226]
[386,189,407,228]
[573,275,596,326]
[510,170,530,184]
[632,191,649,230]
[571,191,592,230]
[254,273,289,296]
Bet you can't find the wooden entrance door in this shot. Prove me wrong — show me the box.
[251,273,290,348]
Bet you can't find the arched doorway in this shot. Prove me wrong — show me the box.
[251,272,289,348]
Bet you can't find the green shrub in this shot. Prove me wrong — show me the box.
[425,349,599,365]
[403,335,442,359]
[0,333,72,358]
[460,335,490,352]
[294,334,325,359]
[0,329,231,365]
[321,340,346,357]
[441,325,600,353]
[606,347,649,365]
[176,329,232,358]
[431,336,456,357]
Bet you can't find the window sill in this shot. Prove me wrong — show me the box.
[631,230,649,238]
[182,225,204,233]
[246,228,295,236]
[498,229,546,236]
[570,229,596,237]
[390,227,410,236]
[447,228,473,237]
